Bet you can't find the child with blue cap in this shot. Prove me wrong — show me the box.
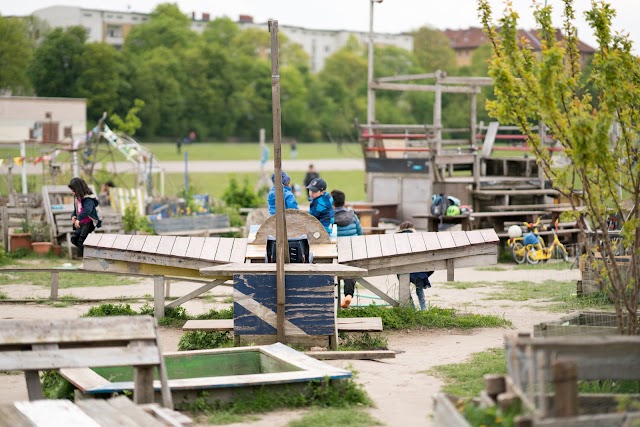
[267,170,299,215]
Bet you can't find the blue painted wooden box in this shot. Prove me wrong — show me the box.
[234,274,335,336]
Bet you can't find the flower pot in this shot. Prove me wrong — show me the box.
[9,232,32,252]
[31,242,53,255]
[52,245,63,256]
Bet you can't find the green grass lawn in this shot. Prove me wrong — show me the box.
[0,169,366,206]
[147,142,365,161]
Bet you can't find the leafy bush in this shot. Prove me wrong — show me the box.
[221,177,260,208]
[123,204,154,234]
[178,331,232,350]
[82,303,139,317]
[41,371,75,400]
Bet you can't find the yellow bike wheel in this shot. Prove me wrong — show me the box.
[511,242,526,264]
[526,247,540,264]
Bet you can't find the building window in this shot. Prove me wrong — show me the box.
[83,13,93,17]
[106,14,113,18]
[116,15,122,19]
[132,16,138,20]
[325,46,330,52]
[107,25,123,38]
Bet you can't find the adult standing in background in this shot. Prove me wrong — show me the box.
[303,164,319,197]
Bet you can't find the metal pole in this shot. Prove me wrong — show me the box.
[269,19,289,344]
[366,0,376,148]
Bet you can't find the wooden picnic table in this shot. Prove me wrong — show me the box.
[0,396,192,427]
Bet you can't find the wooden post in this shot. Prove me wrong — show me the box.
[446,258,454,281]
[553,359,578,418]
[470,90,477,147]
[434,71,443,180]
[269,19,289,344]
[484,374,505,401]
[1,207,7,252]
[153,275,165,319]
[538,121,546,190]
[398,274,411,307]
[50,272,59,300]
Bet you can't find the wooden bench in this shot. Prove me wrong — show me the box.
[0,316,173,409]
[0,396,192,427]
[182,317,383,333]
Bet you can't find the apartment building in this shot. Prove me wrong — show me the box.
[31,6,413,73]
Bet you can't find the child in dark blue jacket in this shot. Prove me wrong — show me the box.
[398,221,433,310]
[267,171,299,215]
[331,189,362,308]
[307,178,334,234]
[69,177,101,258]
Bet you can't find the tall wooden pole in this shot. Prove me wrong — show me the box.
[269,19,289,344]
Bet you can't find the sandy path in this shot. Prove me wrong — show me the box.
[0,264,580,426]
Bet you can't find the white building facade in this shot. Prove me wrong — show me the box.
[31,6,413,73]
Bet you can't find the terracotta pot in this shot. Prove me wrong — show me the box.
[9,233,32,252]
[31,242,53,255]
[52,245,63,256]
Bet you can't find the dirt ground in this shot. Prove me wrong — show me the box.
[0,265,580,426]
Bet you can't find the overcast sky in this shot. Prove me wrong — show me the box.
[2,0,639,49]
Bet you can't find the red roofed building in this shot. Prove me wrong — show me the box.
[443,27,595,66]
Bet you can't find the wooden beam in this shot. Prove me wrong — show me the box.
[82,258,216,279]
[269,19,288,345]
[200,263,368,278]
[438,76,493,86]
[83,247,218,271]
[364,253,497,277]
[376,73,437,83]
[371,81,481,94]
[354,278,399,307]
[343,243,497,270]
[165,279,228,309]
[305,350,396,360]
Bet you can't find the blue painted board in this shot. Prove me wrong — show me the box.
[234,274,335,336]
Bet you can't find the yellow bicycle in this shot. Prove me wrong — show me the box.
[508,218,542,264]
[525,219,569,264]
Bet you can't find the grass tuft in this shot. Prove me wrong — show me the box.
[339,305,511,330]
[287,408,382,427]
[180,373,372,425]
[427,348,506,397]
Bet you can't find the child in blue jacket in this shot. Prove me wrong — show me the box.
[331,189,362,308]
[307,177,334,234]
[267,170,299,215]
[398,221,434,310]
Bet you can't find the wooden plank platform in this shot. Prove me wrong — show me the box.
[182,317,383,333]
[200,263,367,278]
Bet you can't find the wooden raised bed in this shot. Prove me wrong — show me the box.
[533,311,625,338]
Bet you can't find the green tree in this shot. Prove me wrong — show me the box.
[123,3,192,53]
[75,43,124,121]
[28,26,86,97]
[0,16,34,94]
[479,0,640,333]
[413,26,457,73]
[110,98,145,136]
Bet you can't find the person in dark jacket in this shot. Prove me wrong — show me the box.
[331,189,363,308]
[303,164,319,197]
[69,177,101,258]
[267,171,299,215]
[307,177,334,234]
[397,221,434,310]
